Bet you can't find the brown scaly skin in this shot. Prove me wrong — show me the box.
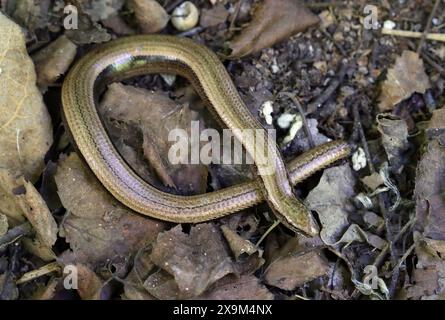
[62,35,351,236]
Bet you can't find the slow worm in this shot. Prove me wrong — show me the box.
[62,35,350,236]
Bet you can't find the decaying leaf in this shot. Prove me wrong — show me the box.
[414,134,445,241]
[306,164,356,244]
[150,224,235,298]
[101,14,135,35]
[54,153,165,266]
[144,269,180,300]
[410,133,445,299]
[361,172,384,191]
[331,224,387,250]
[65,12,111,44]
[378,50,431,111]
[427,108,445,139]
[81,0,125,22]
[0,12,53,181]
[0,169,57,251]
[0,271,19,300]
[228,0,319,59]
[220,225,259,259]
[129,0,169,34]
[71,263,109,300]
[264,250,329,290]
[200,274,273,300]
[376,114,410,173]
[99,83,208,195]
[200,3,229,28]
[122,247,156,300]
[406,235,445,299]
[32,35,77,87]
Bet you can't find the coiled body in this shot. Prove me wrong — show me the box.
[62,35,350,236]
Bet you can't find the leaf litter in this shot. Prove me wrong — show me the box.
[1,0,445,300]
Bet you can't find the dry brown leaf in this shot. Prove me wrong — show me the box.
[73,263,107,300]
[129,0,169,34]
[99,83,208,195]
[406,265,441,299]
[427,108,445,139]
[306,164,355,244]
[81,0,125,22]
[414,134,445,241]
[332,224,387,250]
[150,224,235,298]
[0,169,57,251]
[0,12,53,181]
[200,3,229,28]
[144,270,180,299]
[65,12,111,44]
[228,0,319,59]
[32,35,77,87]
[410,134,445,299]
[264,250,329,290]
[122,248,156,300]
[361,172,384,191]
[377,114,410,173]
[378,50,431,111]
[406,236,445,299]
[18,179,58,248]
[220,225,259,259]
[102,14,135,35]
[54,153,165,266]
[200,274,273,300]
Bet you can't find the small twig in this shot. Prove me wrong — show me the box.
[392,243,416,272]
[0,222,32,250]
[177,26,205,37]
[371,217,415,271]
[417,0,441,53]
[229,0,242,32]
[393,216,416,243]
[420,50,445,76]
[255,220,280,247]
[16,262,61,285]
[279,92,315,148]
[381,28,445,43]
[307,61,349,114]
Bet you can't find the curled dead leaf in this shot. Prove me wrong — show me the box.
[221,225,259,259]
[376,114,409,173]
[378,50,430,111]
[228,0,319,59]
[0,169,57,253]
